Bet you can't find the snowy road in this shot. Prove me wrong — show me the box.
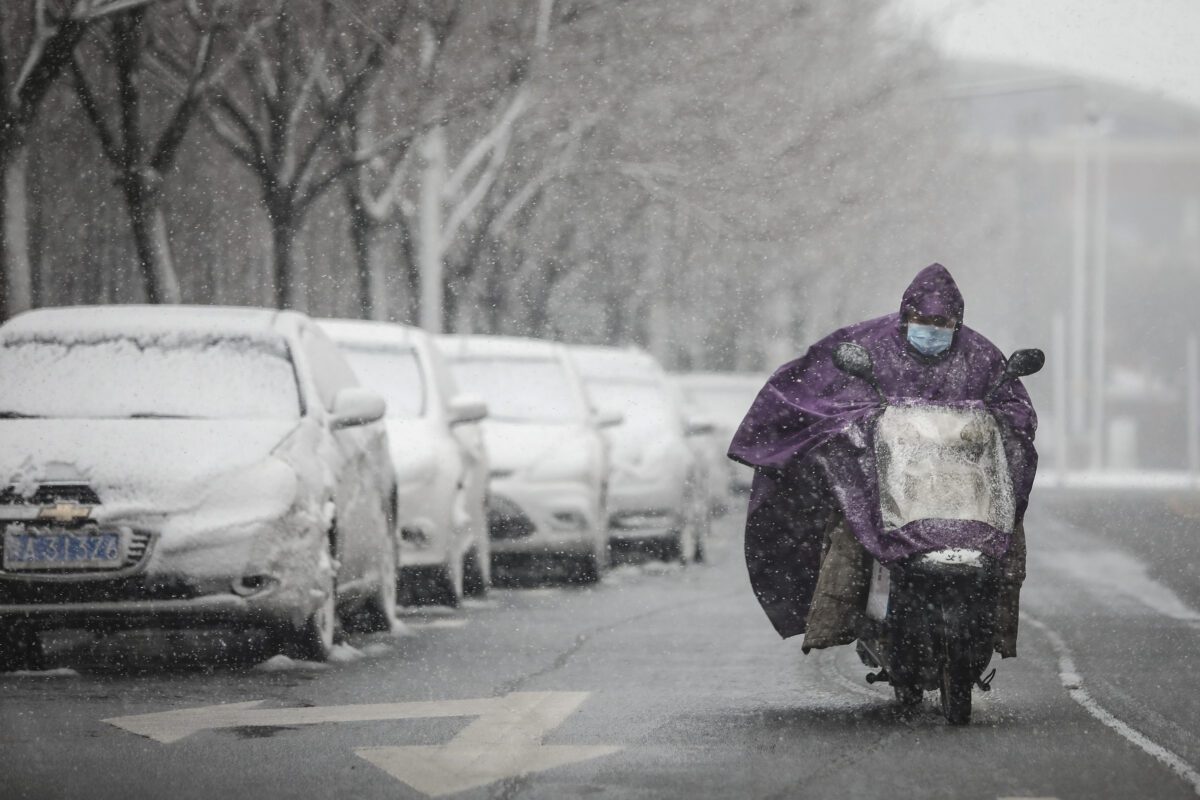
[3,496,1200,799]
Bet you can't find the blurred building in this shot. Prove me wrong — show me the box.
[943,60,1200,472]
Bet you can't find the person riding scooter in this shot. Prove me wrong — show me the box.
[728,264,1038,670]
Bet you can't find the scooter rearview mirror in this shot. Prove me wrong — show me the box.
[986,347,1045,402]
[1005,348,1045,379]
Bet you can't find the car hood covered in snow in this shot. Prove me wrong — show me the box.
[483,420,588,476]
[384,418,443,486]
[0,418,301,520]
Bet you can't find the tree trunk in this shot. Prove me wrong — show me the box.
[394,212,419,325]
[122,172,182,304]
[366,229,389,321]
[417,125,446,332]
[270,213,298,309]
[480,246,507,334]
[1,141,34,319]
[441,263,461,332]
[526,258,568,339]
[345,188,376,321]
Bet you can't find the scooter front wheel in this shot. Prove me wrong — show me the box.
[939,662,973,725]
[894,683,923,708]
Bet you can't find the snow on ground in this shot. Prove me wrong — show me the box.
[253,639,399,671]
[326,643,366,663]
[1037,470,1200,491]
[404,619,469,630]
[1,668,80,678]
[398,604,461,616]
[603,561,684,586]
[384,618,412,636]
[253,655,330,673]
[1044,547,1200,622]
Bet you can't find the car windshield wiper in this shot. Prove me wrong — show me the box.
[126,412,197,419]
[0,411,40,419]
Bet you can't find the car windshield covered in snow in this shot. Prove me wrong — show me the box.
[339,344,425,419]
[0,334,301,420]
[449,356,579,423]
[678,383,756,427]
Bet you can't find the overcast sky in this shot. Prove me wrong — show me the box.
[891,0,1200,110]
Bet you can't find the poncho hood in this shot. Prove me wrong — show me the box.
[901,262,964,323]
[728,264,1038,639]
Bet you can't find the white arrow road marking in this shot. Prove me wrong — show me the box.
[104,697,492,744]
[406,619,470,630]
[104,691,620,796]
[356,691,620,796]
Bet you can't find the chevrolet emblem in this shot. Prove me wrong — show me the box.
[38,502,93,523]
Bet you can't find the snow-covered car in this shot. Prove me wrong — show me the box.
[322,319,489,607]
[436,335,616,581]
[0,306,397,669]
[675,389,731,516]
[674,371,765,497]
[570,346,712,562]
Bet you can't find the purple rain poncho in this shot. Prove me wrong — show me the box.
[728,264,1038,639]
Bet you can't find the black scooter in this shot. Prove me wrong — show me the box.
[832,342,1043,724]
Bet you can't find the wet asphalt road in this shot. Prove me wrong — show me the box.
[3,493,1200,800]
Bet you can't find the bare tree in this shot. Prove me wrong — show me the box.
[334,0,543,329]
[481,0,970,367]
[0,0,154,318]
[333,2,459,322]
[448,108,594,334]
[69,0,245,303]
[183,0,410,309]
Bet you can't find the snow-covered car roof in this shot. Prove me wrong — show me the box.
[1,305,299,347]
[436,334,565,360]
[569,345,664,382]
[318,318,425,350]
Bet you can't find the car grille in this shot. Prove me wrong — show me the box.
[609,509,678,531]
[123,530,153,568]
[488,496,536,540]
[0,483,102,506]
[0,529,154,575]
[0,574,200,605]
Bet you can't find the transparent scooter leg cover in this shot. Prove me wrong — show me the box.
[874,404,1016,535]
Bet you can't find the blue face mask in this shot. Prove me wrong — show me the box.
[906,323,954,357]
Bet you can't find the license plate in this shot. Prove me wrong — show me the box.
[3,529,125,570]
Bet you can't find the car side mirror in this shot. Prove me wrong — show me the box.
[832,342,886,404]
[448,395,488,426]
[1006,349,1045,379]
[596,410,624,429]
[331,387,386,429]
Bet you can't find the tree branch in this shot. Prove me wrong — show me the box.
[442,121,512,245]
[68,56,124,165]
[443,88,528,200]
[198,100,261,168]
[150,26,216,172]
[11,2,89,122]
[293,40,391,200]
